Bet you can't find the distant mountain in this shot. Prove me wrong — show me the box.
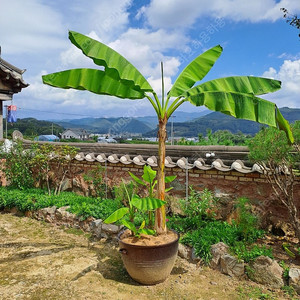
[5,118,64,137]
[52,111,211,134]
[55,117,152,134]
[136,110,211,129]
[143,107,300,137]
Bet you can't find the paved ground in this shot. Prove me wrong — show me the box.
[0,213,294,300]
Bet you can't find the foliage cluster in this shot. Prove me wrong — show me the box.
[177,129,252,146]
[248,122,300,240]
[0,186,122,221]
[0,140,79,196]
[168,193,267,263]
[83,165,106,198]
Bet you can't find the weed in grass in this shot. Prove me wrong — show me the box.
[281,285,297,298]
[232,243,273,263]
[236,285,275,300]
[279,261,290,282]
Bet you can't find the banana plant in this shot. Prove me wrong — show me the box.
[42,30,294,234]
[104,180,165,237]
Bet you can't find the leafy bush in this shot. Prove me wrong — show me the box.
[181,221,241,263]
[169,194,265,264]
[233,197,264,242]
[168,188,218,233]
[181,188,217,220]
[83,165,107,199]
[0,140,34,189]
[180,220,266,263]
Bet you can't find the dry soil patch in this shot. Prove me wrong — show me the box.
[0,213,294,300]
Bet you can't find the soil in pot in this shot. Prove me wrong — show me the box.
[118,229,179,285]
[120,229,178,246]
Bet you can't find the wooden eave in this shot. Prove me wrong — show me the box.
[0,58,29,94]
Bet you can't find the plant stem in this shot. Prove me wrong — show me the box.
[155,113,167,234]
[161,62,165,109]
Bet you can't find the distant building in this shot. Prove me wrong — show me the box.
[61,129,89,140]
[97,136,117,143]
[35,135,59,142]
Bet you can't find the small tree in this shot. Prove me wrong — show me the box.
[31,143,78,195]
[42,31,294,234]
[248,123,300,240]
[0,140,34,189]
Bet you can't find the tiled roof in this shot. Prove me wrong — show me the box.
[74,152,264,174]
[0,58,29,91]
[13,130,266,174]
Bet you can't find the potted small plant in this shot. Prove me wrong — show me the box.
[104,165,177,284]
[42,30,293,283]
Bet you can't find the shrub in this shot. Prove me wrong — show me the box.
[0,140,34,189]
[248,124,300,240]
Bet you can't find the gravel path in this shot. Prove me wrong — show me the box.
[0,213,291,300]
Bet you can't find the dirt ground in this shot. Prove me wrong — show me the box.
[0,213,297,300]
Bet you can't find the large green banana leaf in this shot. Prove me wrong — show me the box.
[104,207,129,224]
[42,68,146,99]
[185,91,294,143]
[185,76,281,96]
[132,196,166,211]
[168,45,223,97]
[69,31,153,92]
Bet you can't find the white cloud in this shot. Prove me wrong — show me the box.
[59,31,103,68]
[277,52,300,60]
[16,71,156,120]
[262,59,300,108]
[0,0,66,54]
[140,0,300,28]
[108,28,183,79]
[69,0,133,42]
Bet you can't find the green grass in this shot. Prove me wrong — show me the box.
[0,187,123,221]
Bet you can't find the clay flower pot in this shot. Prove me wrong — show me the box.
[118,230,179,285]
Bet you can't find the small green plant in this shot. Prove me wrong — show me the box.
[83,165,106,198]
[113,181,136,207]
[129,165,176,227]
[279,260,290,281]
[181,187,217,221]
[233,243,273,262]
[104,178,165,237]
[105,165,176,237]
[281,285,297,298]
[233,197,263,241]
[236,285,275,300]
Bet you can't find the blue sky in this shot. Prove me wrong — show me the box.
[0,0,300,120]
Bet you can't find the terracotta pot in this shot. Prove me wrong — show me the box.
[118,230,179,285]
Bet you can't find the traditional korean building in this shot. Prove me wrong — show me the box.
[0,49,29,138]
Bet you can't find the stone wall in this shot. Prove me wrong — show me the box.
[70,160,300,225]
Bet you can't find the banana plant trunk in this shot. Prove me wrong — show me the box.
[155,114,168,234]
